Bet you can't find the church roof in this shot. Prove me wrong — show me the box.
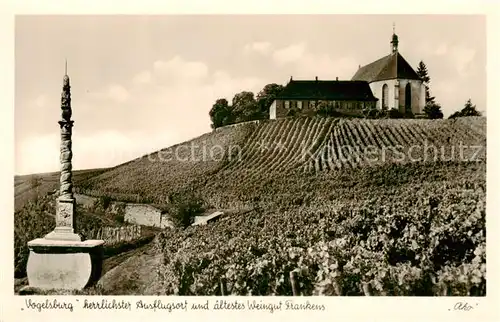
[351,52,421,83]
[276,80,378,101]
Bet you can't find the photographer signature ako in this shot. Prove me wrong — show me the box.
[450,302,478,312]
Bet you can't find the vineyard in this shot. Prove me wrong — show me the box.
[305,117,486,171]
[152,176,485,295]
[16,116,486,295]
[75,117,485,207]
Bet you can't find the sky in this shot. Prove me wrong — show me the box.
[15,15,486,175]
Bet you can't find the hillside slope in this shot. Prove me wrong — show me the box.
[14,168,108,211]
[79,121,258,203]
[85,116,486,296]
[76,116,486,208]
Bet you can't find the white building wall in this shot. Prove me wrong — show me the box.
[370,78,424,114]
[419,81,426,114]
[269,101,277,119]
[369,79,397,110]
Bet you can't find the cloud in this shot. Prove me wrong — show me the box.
[296,54,358,80]
[272,43,307,65]
[153,56,209,84]
[16,55,269,174]
[449,45,476,77]
[244,41,272,55]
[420,41,476,77]
[107,84,130,102]
[269,42,358,80]
[132,70,151,84]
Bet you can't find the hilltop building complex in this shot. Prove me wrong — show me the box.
[270,31,425,119]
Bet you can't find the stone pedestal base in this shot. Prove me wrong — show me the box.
[27,238,104,290]
[43,198,80,241]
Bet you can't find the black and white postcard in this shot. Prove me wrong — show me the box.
[1,2,499,322]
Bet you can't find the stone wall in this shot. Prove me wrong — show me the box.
[74,193,172,229]
[124,203,173,229]
[84,225,143,245]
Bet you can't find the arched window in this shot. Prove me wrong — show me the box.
[382,84,389,109]
[405,83,412,114]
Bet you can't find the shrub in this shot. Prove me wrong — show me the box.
[99,195,112,210]
[114,212,125,224]
[168,192,204,228]
[363,108,382,119]
[388,108,404,119]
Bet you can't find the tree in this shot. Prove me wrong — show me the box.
[231,91,258,123]
[461,99,481,117]
[424,103,444,119]
[256,83,284,119]
[416,61,436,105]
[449,99,481,119]
[209,98,231,129]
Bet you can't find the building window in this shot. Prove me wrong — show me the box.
[382,84,389,109]
[405,83,412,114]
[284,101,290,109]
[297,101,303,109]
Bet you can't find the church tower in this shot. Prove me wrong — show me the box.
[390,24,399,53]
[351,26,426,116]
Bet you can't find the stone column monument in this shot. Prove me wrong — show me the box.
[45,62,80,241]
[26,65,104,291]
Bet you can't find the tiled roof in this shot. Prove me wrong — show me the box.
[351,52,421,83]
[276,80,378,101]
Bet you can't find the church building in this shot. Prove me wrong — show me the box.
[351,31,425,114]
[269,30,425,119]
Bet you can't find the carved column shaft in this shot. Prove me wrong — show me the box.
[45,73,80,240]
[59,119,74,199]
